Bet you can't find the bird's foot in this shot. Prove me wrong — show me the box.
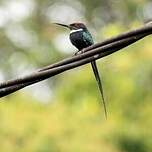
[74,49,85,56]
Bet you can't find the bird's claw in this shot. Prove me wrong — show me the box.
[74,49,85,56]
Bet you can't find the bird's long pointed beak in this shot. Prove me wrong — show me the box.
[54,23,70,29]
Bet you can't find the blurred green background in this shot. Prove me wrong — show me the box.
[0,0,152,152]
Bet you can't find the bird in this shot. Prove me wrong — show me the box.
[54,22,107,118]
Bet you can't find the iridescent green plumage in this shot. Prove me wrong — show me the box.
[83,31,94,45]
[55,22,107,118]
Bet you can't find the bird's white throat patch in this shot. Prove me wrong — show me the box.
[70,29,83,34]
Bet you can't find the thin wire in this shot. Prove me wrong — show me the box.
[0,35,146,89]
[39,24,152,71]
[0,25,151,97]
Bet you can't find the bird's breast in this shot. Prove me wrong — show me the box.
[70,31,89,50]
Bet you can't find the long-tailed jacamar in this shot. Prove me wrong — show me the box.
[55,22,107,118]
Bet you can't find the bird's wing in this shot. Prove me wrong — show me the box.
[82,31,94,45]
[91,61,107,119]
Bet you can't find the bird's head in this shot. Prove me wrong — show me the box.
[54,22,87,31]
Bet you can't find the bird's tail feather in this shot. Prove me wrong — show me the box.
[91,61,107,119]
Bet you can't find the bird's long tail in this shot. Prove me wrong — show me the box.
[91,61,107,119]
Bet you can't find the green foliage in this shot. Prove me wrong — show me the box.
[1,26,152,151]
[0,0,152,151]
